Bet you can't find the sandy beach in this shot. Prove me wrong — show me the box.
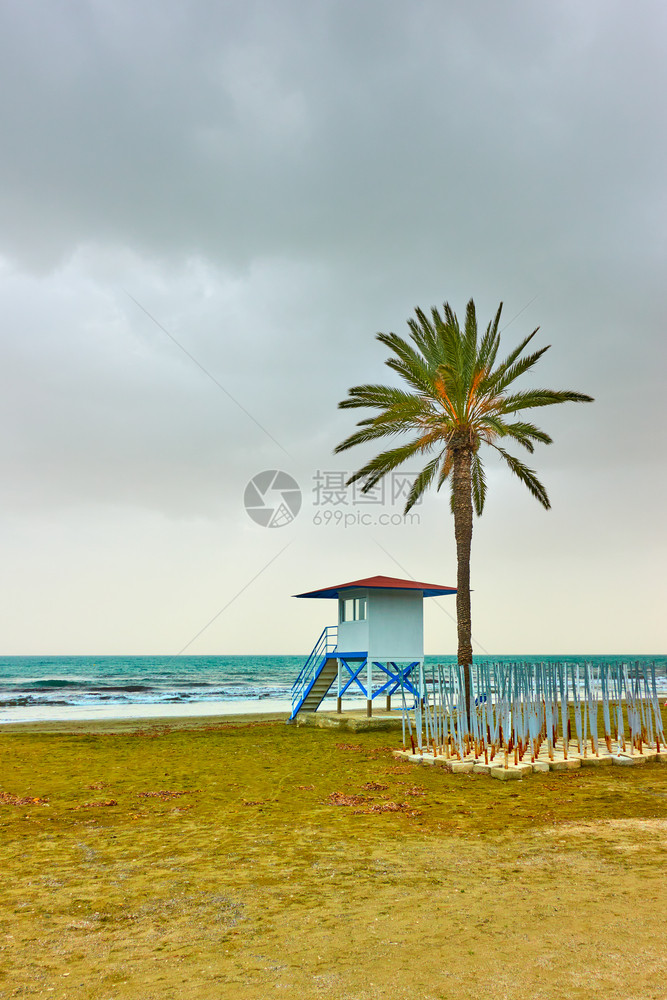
[1,708,667,999]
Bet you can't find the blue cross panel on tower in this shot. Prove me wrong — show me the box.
[288,626,421,720]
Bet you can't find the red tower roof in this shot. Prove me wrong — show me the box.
[294,574,456,599]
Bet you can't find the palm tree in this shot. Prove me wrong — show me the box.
[335,299,593,713]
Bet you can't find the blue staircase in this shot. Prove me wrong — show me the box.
[289,625,338,721]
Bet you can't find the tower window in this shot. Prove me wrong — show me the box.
[340,596,367,622]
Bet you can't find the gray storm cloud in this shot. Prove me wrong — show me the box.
[0,0,665,652]
[1,1,664,276]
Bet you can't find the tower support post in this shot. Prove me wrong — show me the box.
[336,658,342,713]
[367,659,373,717]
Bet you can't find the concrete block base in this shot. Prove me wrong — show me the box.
[347,715,404,732]
[448,760,475,774]
[472,761,494,775]
[393,749,478,769]
[612,753,647,766]
[547,757,581,771]
[490,763,532,781]
[392,750,435,764]
[580,753,613,767]
[390,741,667,776]
[298,710,404,732]
[532,759,550,773]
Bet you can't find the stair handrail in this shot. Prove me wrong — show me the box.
[291,625,338,713]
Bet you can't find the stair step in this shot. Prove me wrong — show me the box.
[291,647,343,719]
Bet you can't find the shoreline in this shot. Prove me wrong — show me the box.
[0,695,372,733]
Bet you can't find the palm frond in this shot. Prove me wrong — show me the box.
[471,451,487,515]
[381,349,438,397]
[462,298,479,383]
[443,302,459,330]
[436,449,454,490]
[503,420,553,446]
[477,302,503,371]
[491,327,540,384]
[436,304,464,374]
[403,453,444,513]
[499,389,595,414]
[488,345,551,395]
[493,446,551,509]
[334,420,424,452]
[345,437,436,490]
[476,415,508,438]
[408,308,440,360]
[338,383,431,413]
[373,333,436,395]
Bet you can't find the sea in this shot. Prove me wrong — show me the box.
[0,654,665,725]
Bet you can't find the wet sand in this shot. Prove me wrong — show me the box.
[0,708,289,735]
[0,696,367,731]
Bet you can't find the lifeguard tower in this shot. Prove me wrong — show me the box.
[289,575,456,722]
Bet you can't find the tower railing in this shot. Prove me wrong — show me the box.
[291,625,338,716]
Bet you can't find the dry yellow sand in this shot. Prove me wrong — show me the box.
[1,712,666,1000]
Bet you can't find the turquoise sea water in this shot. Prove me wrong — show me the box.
[1,654,665,718]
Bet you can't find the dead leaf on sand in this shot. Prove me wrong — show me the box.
[353,801,423,817]
[327,792,370,807]
[0,791,49,807]
[137,789,201,801]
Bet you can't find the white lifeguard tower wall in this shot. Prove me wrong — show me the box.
[291,574,456,719]
[337,587,423,663]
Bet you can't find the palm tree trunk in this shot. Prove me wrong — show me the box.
[452,446,473,724]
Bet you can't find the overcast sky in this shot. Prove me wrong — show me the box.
[1,0,665,656]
